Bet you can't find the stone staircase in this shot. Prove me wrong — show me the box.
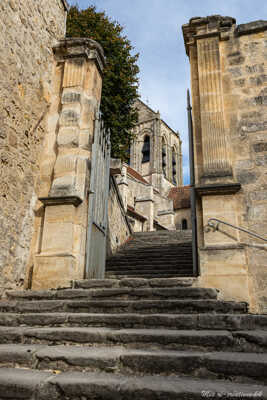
[106,230,194,279]
[0,276,266,398]
[0,230,266,398]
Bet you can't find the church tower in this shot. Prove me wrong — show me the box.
[129,99,183,195]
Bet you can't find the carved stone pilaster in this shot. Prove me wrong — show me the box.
[197,36,232,178]
[183,15,236,181]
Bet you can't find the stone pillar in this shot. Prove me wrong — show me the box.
[157,210,175,230]
[182,16,251,305]
[30,38,105,290]
[135,186,154,231]
[117,164,128,211]
[197,36,232,179]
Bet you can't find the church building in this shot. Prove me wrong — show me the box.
[113,99,191,233]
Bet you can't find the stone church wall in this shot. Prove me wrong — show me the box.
[107,177,132,256]
[174,208,192,230]
[0,0,67,292]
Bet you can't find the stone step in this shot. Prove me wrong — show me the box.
[105,269,193,276]
[73,277,196,289]
[113,253,192,260]
[116,242,192,250]
[0,344,266,383]
[0,368,265,400]
[0,313,266,331]
[106,273,194,279]
[0,327,266,352]
[0,299,247,315]
[106,256,193,269]
[117,242,192,248]
[6,287,218,301]
[106,263,193,270]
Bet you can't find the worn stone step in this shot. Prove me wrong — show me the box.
[74,277,196,289]
[0,299,247,314]
[106,260,193,266]
[105,269,193,276]
[106,263,193,270]
[0,313,266,331]
[0,327,266,352]
[106,273,194,279]
[0,344,266,383]
[0,368,265,400]
[126,243,192,247]
[0,327,240,349]
[6,287,218,301]
[113,245,193,252]
[117,246,192,254]
[107,254,193,261]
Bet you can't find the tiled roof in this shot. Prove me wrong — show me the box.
[127,205,147,222]
[127,166,149,184]
[168,185,191,210]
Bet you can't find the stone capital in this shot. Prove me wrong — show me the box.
[53,38,106,75]
[182,15,236,55]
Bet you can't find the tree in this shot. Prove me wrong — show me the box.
[66,5,139,159]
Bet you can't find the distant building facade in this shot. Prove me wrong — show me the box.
[113,100,187,233]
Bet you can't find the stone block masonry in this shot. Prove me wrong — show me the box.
[183,16,267,312]
[0,0,67,294]
[30,38,105,290]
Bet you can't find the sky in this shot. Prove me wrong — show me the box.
[67,0,267,184]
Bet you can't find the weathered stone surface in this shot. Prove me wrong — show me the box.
[0,368,265,400]
[0,298,247,315]
[0,0,66,293]
[183,15,267,312]
[0,344,266,382]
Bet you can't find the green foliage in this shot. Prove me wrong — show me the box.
[66,5,139,159]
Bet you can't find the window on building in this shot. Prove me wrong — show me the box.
[182,219,188,230]
[162,138,167,177]
[142,135,150,163]
[125,146,131,165]
[172,147,177,185]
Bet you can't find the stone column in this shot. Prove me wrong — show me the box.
[182,16,251,305]
[117,164,128,211]
[135,186,154,231]
[31,38,105,290]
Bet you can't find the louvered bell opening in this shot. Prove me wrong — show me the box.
[142,137,150,163]
[162,146,166,156]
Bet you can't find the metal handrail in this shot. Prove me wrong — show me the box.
[207,218,267,242]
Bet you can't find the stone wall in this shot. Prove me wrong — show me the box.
[183,16,267,312]
[0,0,67,293]
[107,177,132,256]
[174,208,192,230]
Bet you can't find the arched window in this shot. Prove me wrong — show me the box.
[182,219,188,230]
[125,146,130,165]
[162,137,167,177]
[172,146,177,185]
[142,135,150,163]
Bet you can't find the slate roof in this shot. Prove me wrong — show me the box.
[127,166,149,185]
[127,205,147,222]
